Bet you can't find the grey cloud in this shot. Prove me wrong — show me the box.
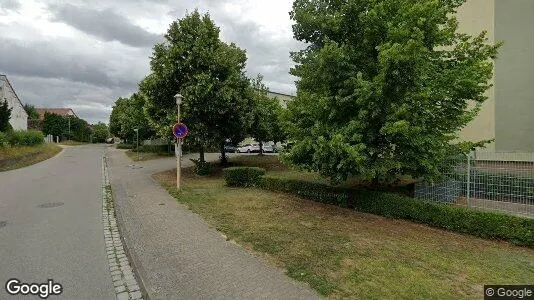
[0,0,20,11]
[5,75,128,124]
[213,14,302,94]
[49,4,162,48]
[0,38,142,90]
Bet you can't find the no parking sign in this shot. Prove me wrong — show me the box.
[172,123,188,139]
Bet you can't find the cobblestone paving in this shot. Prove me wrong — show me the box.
[102,156,143,300]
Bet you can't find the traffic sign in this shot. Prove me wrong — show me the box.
[172,123,189,138]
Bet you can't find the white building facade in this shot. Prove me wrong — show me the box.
[0,75,28,130]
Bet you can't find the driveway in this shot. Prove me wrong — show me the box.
[0,145,115,299]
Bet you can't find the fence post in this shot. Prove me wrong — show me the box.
[466,151,472,207]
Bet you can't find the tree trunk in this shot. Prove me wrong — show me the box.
[371,176,380,188]
[220,142,227,166]
[259,141,264,156]
[199,147,205,163]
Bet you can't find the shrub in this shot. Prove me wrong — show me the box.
[137,144,174,153]
[258,176,534,247]
[7,130,44,146]
[0,132,8,147]
[116,143,133,149]
[191,159,214,176]
[223,167,267,187]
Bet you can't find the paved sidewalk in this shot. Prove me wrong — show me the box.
[106,148,320,300]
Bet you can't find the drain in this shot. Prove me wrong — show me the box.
[0,221,7,228]
[38,202,64,208]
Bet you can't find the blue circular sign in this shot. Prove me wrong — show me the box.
[172,123,189,138]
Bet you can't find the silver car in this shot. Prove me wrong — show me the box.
[237,143,260,153]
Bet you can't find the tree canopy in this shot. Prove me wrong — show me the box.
[23,104,40,120]
[249,76,287,153]
[285,0,500,184]
[42,113,91,142]
[0,100,12,132]
[92,122,109,143]
[109,93,155,143]
[140,10,254,161]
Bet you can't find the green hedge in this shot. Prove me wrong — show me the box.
[223,167,267,187]
[7,130,44,146]
[0,132,8,147]
[191,159,215,176]
[259,176,534,247]
[136,144,175,153]
[116,143,133,149]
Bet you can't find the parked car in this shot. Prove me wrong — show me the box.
[237,143,260,153]
[262,144,274,153]
[224,144,237,153]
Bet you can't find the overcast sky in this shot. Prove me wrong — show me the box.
[0,0,304,124]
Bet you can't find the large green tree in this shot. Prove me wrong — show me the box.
[285,0,500,184]
[42,113,91,142]
[109,97,127,140]
[140,10,254,162]
[23,104,40,120]
[0,100,12,132]
[92,122,109,143]
[249,75,287,154]
[42,112,66,139]
[109,93,155,144]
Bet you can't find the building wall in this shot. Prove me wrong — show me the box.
[0,76,28,130]
[267,92,294,109]
[494,0,534,151]
[456,0,496,150]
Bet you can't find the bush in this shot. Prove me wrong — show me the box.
[116,143,133,149]
[258,176,534,248]
[0,132,8,147]
[191,159,214,176]
[223,167,267,187]
[7,130,44,146]
[137,144,174,153]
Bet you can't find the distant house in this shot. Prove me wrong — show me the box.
[266,91,295,108]
[35,108,78,120]
[0,75,28,130]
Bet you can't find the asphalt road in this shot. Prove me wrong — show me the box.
[0,145,115,299]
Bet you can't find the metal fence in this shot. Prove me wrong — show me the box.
[415,151,534,218]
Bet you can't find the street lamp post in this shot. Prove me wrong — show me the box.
[134,128,139,161]
[174,93,183,190]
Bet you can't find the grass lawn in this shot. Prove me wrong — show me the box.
[0,144,62,171]
[125,150,173,162]
[153,155,534,299]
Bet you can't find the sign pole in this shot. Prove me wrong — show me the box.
[173,93,187,191]
[176,104,181,190]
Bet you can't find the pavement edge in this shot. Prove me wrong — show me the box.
[102,154,145,300]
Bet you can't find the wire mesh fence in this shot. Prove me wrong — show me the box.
[415,151,534,218]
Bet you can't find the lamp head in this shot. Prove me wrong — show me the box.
[174,93,183,105]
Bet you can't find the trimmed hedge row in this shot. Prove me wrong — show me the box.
[192,159,214,176]
[4,130,44,146]
[223,167,266,187]
[258,176,534,248]
[116,143,133,149]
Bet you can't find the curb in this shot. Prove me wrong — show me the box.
[102,155,145,300]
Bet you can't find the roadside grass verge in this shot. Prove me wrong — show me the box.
[153,155,534,299]
[125,150,173,162]
[60,140,88,146]
[0,144,62,171]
